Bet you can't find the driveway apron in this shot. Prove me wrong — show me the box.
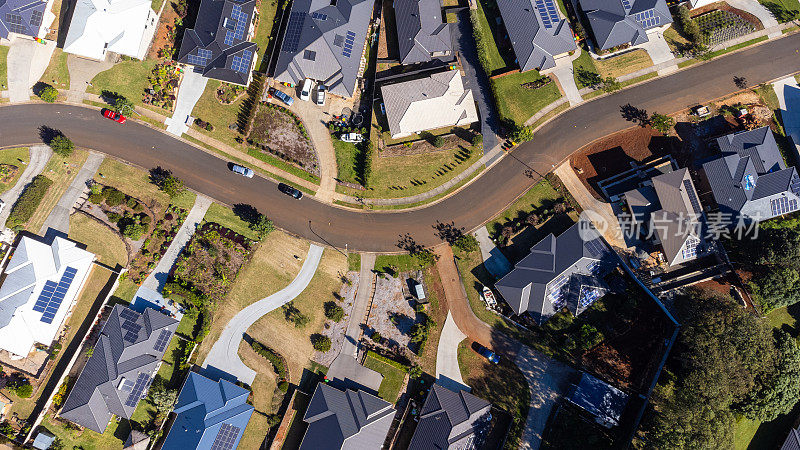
[7,37,56,103]
[165,69,209,136]
[39,152,105,235]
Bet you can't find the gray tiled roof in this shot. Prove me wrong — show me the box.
[408,384,492,449]
[703,126,800,222]
[176,0,258,85]
[273,0,372,98]
[59,305,178,433]
[0,0,48,39]
[496,0,576,71]
[300,383,396,449]
[394,0,452,65]
[579,0,672,50]
[494,219,616,324]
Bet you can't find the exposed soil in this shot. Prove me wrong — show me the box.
[249,104,319,174]
[366,275,418,350]
[147,4,183,60]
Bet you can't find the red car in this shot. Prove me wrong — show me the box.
[102,109,126,124]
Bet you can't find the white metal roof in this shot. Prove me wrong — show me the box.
[63,0,154,60]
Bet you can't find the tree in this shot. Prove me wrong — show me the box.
[121,222,146,240]
[149,387,178,418]
[509,125,534,143]
[150,167,185,198]
[432,135,445,148]
[601,77,621,93]
[415,249,439,267]
[737,331,800,421]
[454,234,479,252]
[576,67,602,88]
[0,421,13,439]
[650,113,675,135]
[311,334,331,351]
[14,383,32,398]
[324,301,344,322]
[676,5,702,44]
[49,135,74,157]
[749,266,800,312]
[113,96,136,116]
[250,214,274,239]
[48,437,65,450]
[38,85,58,103]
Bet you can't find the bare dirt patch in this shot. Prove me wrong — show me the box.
[0,164,19,184]
[249,103,319,175]
[313,272,359,366]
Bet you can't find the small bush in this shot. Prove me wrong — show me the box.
[88,191,103,204]
[39,85,58,103]
[122,222,145,240]
[454,234,479,252]
[371,332,382,342]
[104,188,125,206]
[127,197,139,209]
[324,301,344,322]
[6,175,52,228]
[250,341,288,379]
[471,134,483,147]
[278,380,289,392]
[14,383,32,398]
[311,334,331,352]
[49,135,74,157]
[106,212,122,223]
[432,135,445,148]
[140,215,152,224]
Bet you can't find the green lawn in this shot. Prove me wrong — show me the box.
[0,45,9,90]
[0,147,29,194]
[252,0,280,70]
[39,413,128,450]
[247,148,321,185]
[69,213,128,268]
[189,79,249,150]
[491,71,562,127]
[485,179,565,234]
[87,60,159,107]
[571,49,598,89]
[347,253,361,272]
[333,139,360,185]
[759,0,800,22]
[203,202,261,240]
[572,48,652,88]
[95,157,196,210]
[362,354,406,402]
[473,0,507,74]
[39,48,70,90]
[374,253,432,273]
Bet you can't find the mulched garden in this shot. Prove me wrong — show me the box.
[0,164,19,184]
[248,103,319,176]
[216,83,246,104]
[142,62,181,111]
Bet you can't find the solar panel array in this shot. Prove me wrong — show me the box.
[681,237,700,260]
[547,275,569,305]
[282,12,306,53]
[578,286,601,309]
[311,12,327,20]
[187,48,212,66]
[683,179,703,215]
[5,13,26,34]
[342,31,355,58]
[153,329,172,353]
[210,423,241,450]
[223,5,248,46]
[770,197,798,217]
[119,308,139,322]
[534,0,560,29]
[121,312,143,344]
[124,373,151,408]
[30,10,43,27]
[634,9,660,29]
[119,378,134,392]
[586,260,601,274]
[620,0,632,11]
[791,175,800,197]
[584,238,605,257]
[34,267,78,324]
[231,50,253,73]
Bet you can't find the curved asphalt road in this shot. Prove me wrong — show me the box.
[1,35,799,252]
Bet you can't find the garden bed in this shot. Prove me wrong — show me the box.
[248,103,319,176]
[313,272,358,367]
[141,61,181,111]
[216,83,246,104]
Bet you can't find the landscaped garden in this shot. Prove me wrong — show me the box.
[0,147,29,194]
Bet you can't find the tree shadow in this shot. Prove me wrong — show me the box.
[232,203,260,225]
[37,125,64,145]
[620,103,650,127]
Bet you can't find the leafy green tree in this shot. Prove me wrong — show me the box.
[601,77,622,93]
[324,301,344,322]
[250,214,274,240]
[454,234,479,253]
[0,421,13,439]
[737,330,800,421]
[160,175,185,198]
[650,113,675,135]
[509,125,534,143]
[415,249,439,267]
[677,5,702,44]
[113,96,136,116]
[48,437,65,450]
[750,267,800,312]
[39,85,58,103]
[49,135,74,157]
[149,386,178,418]
[311,334,331,352]
[122,222,145,240]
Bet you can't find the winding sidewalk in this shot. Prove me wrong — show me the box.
[202,244,325,384]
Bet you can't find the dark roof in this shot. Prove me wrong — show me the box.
[494,219,616,324]
[161,372,254,450]
[394,0,452,65]
[496,0,576,71]
[59,305,178,433]
[567,372,629,427]
[782,424,800,450]
[273,0,372,98]
[176,0,258,85]
[0,0,47,39]
[702,126,800,222]
[300,383,396,449]
[579,0,672,50]
[408,384,492,450]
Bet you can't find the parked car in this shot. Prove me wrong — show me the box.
[231,164,254,178]
[102,109,126,124]
[474,343,499,364]
[315,84,326,106]
[278,183,303,199]
[271,88,294,106]
[300,78,313,101]
[340,133,363,143]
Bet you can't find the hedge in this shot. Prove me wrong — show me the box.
[366,351,410,373]
[250,340,288,380]
[7,175,52,228]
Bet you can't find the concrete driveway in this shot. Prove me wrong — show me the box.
[0,145,52,227]
[638,30,677,76]
[474,226,511,279]
[6,37,56,103]
[165,68,209,136]
[773,76,800,155]
[202,244,324,384]
[65,54,115,103]
[287,96,337,201]
[435,312,470,392]
[39,152,105,235]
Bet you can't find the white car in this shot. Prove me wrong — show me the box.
[340,133,363,143]
[315,84,326,106]
[231,164,254,178]
[299,79,313,101]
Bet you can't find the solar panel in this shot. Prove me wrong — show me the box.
[230,50,253,73]
[30,10,43,27]
[120,308,139,322]
[578,286,602,309]
[33,281,58,313]
[311,12,327,20]
[584,238,605,257]
[153,329,173,353]
[124,331,138,343]
[5,13,21,25]
[586,260,601,274]
[210,423,241,450]
[683,179,703,215]
[124,373,151,408]
[342,31,356,57]
[39,267,78,324]
[682,237,700,259]
[119,378,134,392]
[187,49,211,66]
[621,0,631,11]
[282,12,306,53]
[790,175,800,197]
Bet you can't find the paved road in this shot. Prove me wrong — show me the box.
[40,152,104,235]
[202,244,324,384]
[0,145,52,227]
[1,35,799,251]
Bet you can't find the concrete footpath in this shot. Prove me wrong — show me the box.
[39,152,105,235]
[0,145,52,228]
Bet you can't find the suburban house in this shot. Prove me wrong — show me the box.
[408,384,492,449]
[380,69,478,138]
[394,0,452,65]
[0,0,55,40]
[176,0,258,85]
[0,235,94,358]
[63,0,157,60]
[495,0,576,72]
[623,167,706,266]
[703,126,800,223]
[578,0,672,51]
[59,305,178,433]
[495,219,617,325]
[161,372,254,450]
[567,372,629,428]
[273,0,372,98]
[299,383,396,449]
[781,421,800,450]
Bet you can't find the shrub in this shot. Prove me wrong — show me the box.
[650,112,676,135]
[14,383,32,398]
[127,197,139,209]
[324,301,344,322]
[39,85,58,102]
[471,134,483,147]
[432,135,445,148]
[122,222,145,240]
[140,215,152,224]
[249,213,274,240]
[6,175,52,228]
[0,421,13,439]
[106,212,121,223]
[250,341,288,379]
[311,334,331,352]
[454,234,479,252]
[282,302,310,328]
[104,188,125,206]
[278,380,289,392]
[371,332,382,342]
[49,135,74,157]
[150,167,186,198]
[88,191,103,204]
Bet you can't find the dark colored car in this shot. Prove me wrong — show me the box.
[278,183,303,199]
[271,88,294,106]
[474,343,499,364]
[102,109,126,124]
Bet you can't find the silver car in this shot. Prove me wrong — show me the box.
[231,164,254,178]
[315,84,326,106]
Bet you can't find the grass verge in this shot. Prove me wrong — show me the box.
[491,71,562,127]
[39,48,70,90]
[96,157,197,210]
[203,202,260,240]
[0,147,29,194]
[678,36,769,68]
[69,213,128,267]
[25,149,88,233]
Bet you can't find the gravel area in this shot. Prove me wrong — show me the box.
[366,275,416,349]
[313,272,359,366]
